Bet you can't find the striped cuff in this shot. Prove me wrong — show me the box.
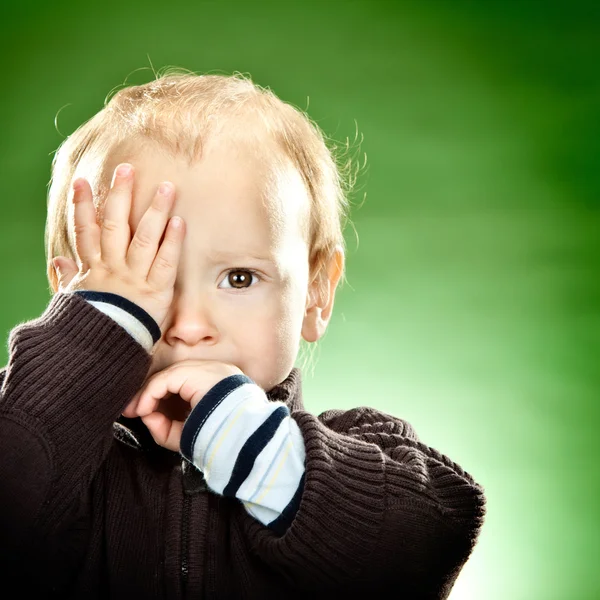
[70,290,161,352]
[181,374,306,535]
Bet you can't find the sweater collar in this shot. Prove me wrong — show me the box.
[263,367,304,412]
[114,367,304,453]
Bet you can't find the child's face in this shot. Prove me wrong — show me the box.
[104,136,314,393]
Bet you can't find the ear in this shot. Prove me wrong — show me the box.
[49,256,79,294]
[301,246,345,343]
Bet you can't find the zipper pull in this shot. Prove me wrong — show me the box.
[181,458,208,494]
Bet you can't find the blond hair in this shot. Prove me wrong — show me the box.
[46,68,364,307]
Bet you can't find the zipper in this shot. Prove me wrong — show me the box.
[181,493,190,598]
[181,459,208,599]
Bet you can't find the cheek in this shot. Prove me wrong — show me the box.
[237,292,300,349]
[231,279,305,333]
[271,282,306,339]
[232,285,306,387]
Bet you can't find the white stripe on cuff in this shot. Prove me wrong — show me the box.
[189,381,306,525]
[236,416,305,515]
[85,300,154,352]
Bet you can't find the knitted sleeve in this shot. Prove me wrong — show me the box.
[0,292,152,577]
[239,406,487,598]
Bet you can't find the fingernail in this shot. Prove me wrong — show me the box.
[117,164,132,177]
[159,182,173,196]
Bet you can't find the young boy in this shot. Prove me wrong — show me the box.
[0,72,485,598]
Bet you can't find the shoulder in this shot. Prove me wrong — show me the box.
[317,405,420,440]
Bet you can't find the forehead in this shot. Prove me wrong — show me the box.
[104,134,310,255]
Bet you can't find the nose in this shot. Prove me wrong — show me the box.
[163,291,219,347]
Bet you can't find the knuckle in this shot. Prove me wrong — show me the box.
[101,219,121,234]
[102,262,118,276]
[73,221,92,236]
[111,178,132,193]
[131,233,153,249]
[161,229,177,249]
[150,199,169,213]
[161,232,181,253]
[154,254,174,271]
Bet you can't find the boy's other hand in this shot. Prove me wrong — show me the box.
[122,360,243,452]
[52,163,185,330]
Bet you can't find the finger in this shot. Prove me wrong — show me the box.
[126,181,175,278]
[135,373,179,417]
[71,178,101,272]
[147,216,185,290]
[135,388,163,418]
[135,368,193,417]
[122,389,143,418]
[100,164,135,265]
[141,413,184,452]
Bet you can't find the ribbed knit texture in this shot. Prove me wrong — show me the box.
[0,292,486,599]
[1,293,151,531]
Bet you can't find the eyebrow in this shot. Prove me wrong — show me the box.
[206,250,276,264]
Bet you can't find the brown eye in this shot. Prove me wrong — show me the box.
[229,271,251,288]
[223,270,257,289]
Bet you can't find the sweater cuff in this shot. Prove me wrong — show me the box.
[180,375,306,533]
[71,290,161,352]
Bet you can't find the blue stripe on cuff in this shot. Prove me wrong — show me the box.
[268,472,306,536]
[222,405,289,498]
[72,290,162,345]
[180,373,254,463]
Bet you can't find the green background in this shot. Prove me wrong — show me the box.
[1,0,598,597]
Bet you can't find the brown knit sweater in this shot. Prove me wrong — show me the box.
[0,292,486,599]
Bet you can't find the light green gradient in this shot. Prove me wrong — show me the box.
[1,1,598,597]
